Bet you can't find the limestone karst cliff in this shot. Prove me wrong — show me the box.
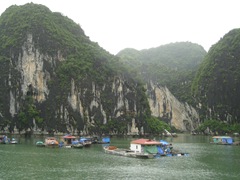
[147,82,199,131]
[0,3,200,135]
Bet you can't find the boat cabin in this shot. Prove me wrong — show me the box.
[61,134,77,145]
[45,137,59,147]
[130,139,161,154]
[79,137,92,147]
[212,136,233,145]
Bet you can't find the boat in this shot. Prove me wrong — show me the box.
[60,134,77,148]
[9,138,18,144]
[156,140,188,157]
[100,137,110,144]
[211,136,240,145]
[79,137,92,147]
[104,145,154,159]
[71,140,84,148]
[0,135,8,144]
[104,138,188,159]
[45,137,59,147]
[104,138,162,159]
[36,141,45,147]
[92,136,110,144]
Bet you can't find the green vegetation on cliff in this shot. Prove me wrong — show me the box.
[0,3,151,134]
[117,42,207,103]
[192,29,240,123]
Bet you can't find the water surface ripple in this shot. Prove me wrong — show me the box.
[0,134,239,179]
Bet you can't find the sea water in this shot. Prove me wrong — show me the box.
[0,134,239,180]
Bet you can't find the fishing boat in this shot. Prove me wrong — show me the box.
[36,141,45,147]
[104,145,154,159]
[92,136,110,144]
[104,138,162,159]
[45,137,59,147]
[9,138,18,144]
[0,135,9,144]
[79,137,92,147]
[60,134,77,148]
[156,140,188,157]
[71,140,84,148]
[104,138,188,159]
[211,136,240,145]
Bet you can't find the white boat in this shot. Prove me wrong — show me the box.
[9,138,18,144]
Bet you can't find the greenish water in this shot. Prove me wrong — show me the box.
[0,134,240,180]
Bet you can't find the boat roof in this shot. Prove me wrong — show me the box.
[160,140,169,145]
[212,136,232,139]
[131,138,161,145]
[63,135,76,139]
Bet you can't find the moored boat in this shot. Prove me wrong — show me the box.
[103,145,154,159]
[79,137,92,147]
[9,138,18,144]
[0,135,9,144]
[104,138,161,159]
[60,134,77,148]
[104,138,188,159]
[92,136,110,144]
[156,140,188,157]
[211,136,240,145]
[36,141,45,147]
[71,140,84,148]
[45,137,59,147]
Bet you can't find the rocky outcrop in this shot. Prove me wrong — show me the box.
[1,34,199,135]
[147,81,200,131]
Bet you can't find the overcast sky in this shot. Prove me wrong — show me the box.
[0,0,239,55]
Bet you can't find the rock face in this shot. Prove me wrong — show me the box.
[147,82,200,131]
[1,34,200,134]
[0,3,200,134]
[1,33,147,134]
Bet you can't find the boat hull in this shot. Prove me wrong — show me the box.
[103,146,154,159]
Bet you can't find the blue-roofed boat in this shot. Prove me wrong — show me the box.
[79,137,92,147]
[91,136,110,144]
[71,140,84,148]
[101,137,110,144]
[104,138,189,159]
[211,136,240,145]
[156,140,188,157]
[0,135,9,144]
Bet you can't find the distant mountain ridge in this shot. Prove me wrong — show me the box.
[117,42,207,103]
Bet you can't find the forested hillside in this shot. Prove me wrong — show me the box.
[117,42,207,103]
[192,28,240,124]
[0,3,151,135]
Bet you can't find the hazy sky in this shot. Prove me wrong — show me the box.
[0,0,239,55]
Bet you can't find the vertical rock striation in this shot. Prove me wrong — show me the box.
[147,81,199,131]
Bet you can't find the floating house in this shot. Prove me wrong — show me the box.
[211,136,234,145]
[130,138,161,154]
[61,134,77,145]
